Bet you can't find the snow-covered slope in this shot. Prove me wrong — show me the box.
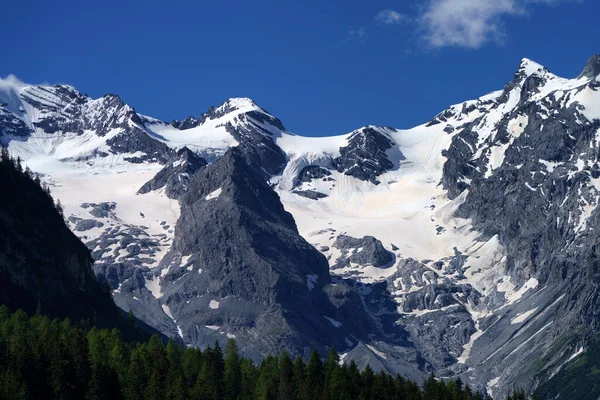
[3,54,600,398]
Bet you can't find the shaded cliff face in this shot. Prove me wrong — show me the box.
[0,155,112,324]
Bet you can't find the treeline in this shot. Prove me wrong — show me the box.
[0,145,64,216]
[0,306,497,400]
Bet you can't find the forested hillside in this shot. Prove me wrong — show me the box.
[0,148,154,340]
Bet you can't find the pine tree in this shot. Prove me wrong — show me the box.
[359,364,375,399]
[224,339,242,400]
[240,358,259,400]
[167,373,187,400]
[55,198,64,218]
[210,341,225,399]
[190,363,215,400]
[145,369,165,400]
[181,348,203,388]
[0,366,28,400]
[15,156,22,174]
[166,339,182,372]
[255,355,279,400]
[346,360,361,400]
[322,347,340,400]
[124,348,145,400]
[278,351,293,400]
[291,356,304,399]
[0,145,9,164]
[302,350,323,400]
[423,373,440,400]
[86,364,122,400]
[328,363,347,400]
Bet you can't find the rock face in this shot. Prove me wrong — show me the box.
[333,127,400,184]
[332,235,394,269]
[292,190,328,200]
[151,147,376,358]
[434,57,600,396]
[170,116,198,130]
[138,147,208,198]
[224,116,287,178]
[293,165,332,187]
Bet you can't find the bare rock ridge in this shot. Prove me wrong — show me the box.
[138,147,208,199]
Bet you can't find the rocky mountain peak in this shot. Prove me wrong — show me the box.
[333,126,400,184]
[198,97,262,124]
[578,54,600,79]
[137,146,207,198]
[100,92,126,108]
[170,116,198,130]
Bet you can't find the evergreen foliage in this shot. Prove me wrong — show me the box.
[0,305,505,400]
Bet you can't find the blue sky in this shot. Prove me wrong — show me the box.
[1,0,597,136]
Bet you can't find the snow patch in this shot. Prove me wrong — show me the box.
[567,347,584,363]
[366,344,388,360]
[161,304,175,320]
[486,377,500,398]
[306,274,318,291]
[145,277,162,299]
[510,307,538,325]
[324,316,342,328]
[205,188,222,201]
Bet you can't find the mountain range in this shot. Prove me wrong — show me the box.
[2,54,600,398]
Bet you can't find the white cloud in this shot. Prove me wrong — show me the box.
[419,0,519,49]
[417,0,583,49]
[376,10,409,25]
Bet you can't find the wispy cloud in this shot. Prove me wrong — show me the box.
[418,0,584,49]
[372,0,583,50]
[375,10,409,25]
[418,0,519,49]
[345,26,368,45]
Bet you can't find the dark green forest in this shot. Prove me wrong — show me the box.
[0,305,498,400]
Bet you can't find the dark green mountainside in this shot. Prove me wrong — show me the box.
[0,148,152,339]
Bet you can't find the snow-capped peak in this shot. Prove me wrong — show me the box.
[219,97,260,112]
[209,97,262,118]
[516,57,552,79]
